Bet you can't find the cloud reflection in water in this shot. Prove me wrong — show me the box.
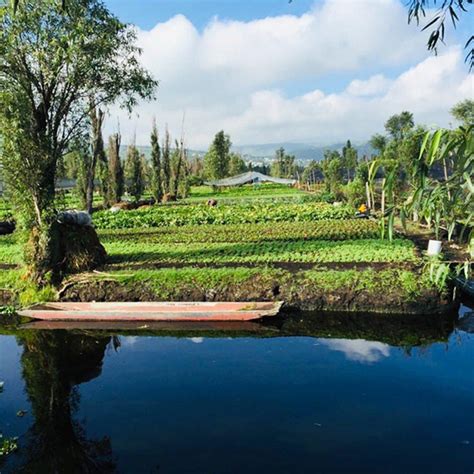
[319,338,391,363]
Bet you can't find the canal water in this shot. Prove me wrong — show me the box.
[0,307,473,473]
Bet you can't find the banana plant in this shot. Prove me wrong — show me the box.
[384,125,473,242]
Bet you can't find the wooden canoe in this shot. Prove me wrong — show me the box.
[20,320,273,332]
[18,301,283,322]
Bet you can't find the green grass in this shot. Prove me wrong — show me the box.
[110,266,281,289]
[105,238,417,265]
[185,184,304,201]
[0,268,22,289]
[0,268,57,306]
[301,268,428,296]
[0,235,22,265]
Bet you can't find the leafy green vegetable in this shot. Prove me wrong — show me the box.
[93,202,354,229]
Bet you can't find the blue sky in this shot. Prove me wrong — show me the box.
[105,0,317,31]
[103,0,473,148]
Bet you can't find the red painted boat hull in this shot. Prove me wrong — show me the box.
[21,320,272,332]
[19,301,283,322]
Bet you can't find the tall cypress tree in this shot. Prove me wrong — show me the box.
[171,139,185,198]
[125,144,144,202]
[150,120,162,203]
[85,106,106,214]
[108,133,124,204]
[162,128,171,195]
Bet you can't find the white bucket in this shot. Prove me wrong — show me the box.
[427,240,442,256]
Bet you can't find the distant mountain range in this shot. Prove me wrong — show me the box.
[232,142,374,162]
[130,141,374,163]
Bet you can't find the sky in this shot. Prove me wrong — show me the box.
[103,0,473,149]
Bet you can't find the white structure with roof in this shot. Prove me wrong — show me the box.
[205,171,296,187]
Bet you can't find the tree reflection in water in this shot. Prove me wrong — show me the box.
[15,331,117,474]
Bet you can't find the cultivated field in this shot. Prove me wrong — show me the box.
[0,184,441,312]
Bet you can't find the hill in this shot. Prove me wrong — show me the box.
[124,142,374,164]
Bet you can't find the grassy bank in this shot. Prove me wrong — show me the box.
[56,266,444,314]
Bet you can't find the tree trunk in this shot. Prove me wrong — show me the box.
[172,146,183,198]
[86,105,105,214]
[25,216,61,286]
[381,178,386,215]
[442,157,451,200]
[85,171,95,214]
[366,182,371,209]
[25,158,62,285]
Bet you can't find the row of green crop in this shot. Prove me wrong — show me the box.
[99,219,380,244]
[93,202,354,229]
[187,184,303,199]
[105,239,417,265]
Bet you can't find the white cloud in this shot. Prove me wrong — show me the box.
[346,75,393,97]
[319,338,391,363]
[104,0,473,149]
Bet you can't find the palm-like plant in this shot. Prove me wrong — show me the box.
[386,125,474,242]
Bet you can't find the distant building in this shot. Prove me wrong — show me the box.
[205,171,296,187]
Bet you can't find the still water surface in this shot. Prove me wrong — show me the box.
[0,309,473,473]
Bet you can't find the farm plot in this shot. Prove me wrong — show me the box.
[184,184,305,202]
[93,202,354,229]
[104,238,417,266]
[99,219,381,244]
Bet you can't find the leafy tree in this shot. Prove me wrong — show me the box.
[344,177,366,207]
[228,153,247,176]
[451,99,474,126]
[187,155,205,183]
[397,125,428,172]
[107,133,124,204]
[150,120,162,203]
[369,134,387,155]
[342,139,358,181]
[321,150,343,194]
[204,130,232,180]
[0,0,156,284]
[384,111,415,141]
[355,161,369,183]
[271,147,297,178]
[302,160,323,184]
[125,144,145,202]
[59,152,81,180]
